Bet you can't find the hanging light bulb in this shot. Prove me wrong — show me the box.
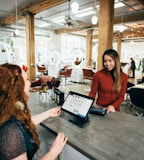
[129,32,135,46]
[15,28,20,35]
[91,14,98,25]
[119,6,125,32]
[71,1,79,13]
[91,1,98,25]
[119,24,125,32]
[15,0,20,36]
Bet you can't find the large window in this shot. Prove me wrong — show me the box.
[61,34,86,65]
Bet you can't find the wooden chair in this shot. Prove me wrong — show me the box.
[37,64,47,76]
[82,68,94,92]
[125,82,135,102]
[82,68,94,82]
[129,87,144,117]
[59,68,72,85]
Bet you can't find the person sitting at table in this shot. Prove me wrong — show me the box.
[0,63,67,160]
[88,49,128,113]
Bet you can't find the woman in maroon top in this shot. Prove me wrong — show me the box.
[89,49,128,113]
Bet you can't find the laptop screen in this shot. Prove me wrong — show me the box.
[61,91,94,119]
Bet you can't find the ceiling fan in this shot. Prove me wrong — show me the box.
[64,0,85,28]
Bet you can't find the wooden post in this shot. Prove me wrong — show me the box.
[97,0,114,70]
[86,29,93,67]
[25,12,36,81]
[117,36,122,56]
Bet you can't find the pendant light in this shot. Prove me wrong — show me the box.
[119,25,125,32]
[119,6,125,32]
[15,0,20,35]
[71,0,79,13]
[129,32,135,46]
[91,13,98,25]
[91,1,98,25]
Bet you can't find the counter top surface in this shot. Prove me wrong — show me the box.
[41,109,144,160]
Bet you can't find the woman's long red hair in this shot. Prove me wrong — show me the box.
[0,63,40,149]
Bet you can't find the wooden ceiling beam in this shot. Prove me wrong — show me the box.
[113,29,144,39]
[19,0,68,14]
[55,25,93,34]
[0,0,68,25]
[55,28,85,34]
[137,0,144,6]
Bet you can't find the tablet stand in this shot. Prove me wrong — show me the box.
[69,116,89,126]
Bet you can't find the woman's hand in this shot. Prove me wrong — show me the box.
[104,105,115,113]
[48,107,61,118]
[49,132,67,158]
[40,132,67,160]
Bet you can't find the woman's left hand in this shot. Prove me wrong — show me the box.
[104,105,115,113]
[48,107,61,117]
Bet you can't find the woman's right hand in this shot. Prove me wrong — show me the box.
[49,132,67,157]
[48,107,61,118]
[104,105,115,113]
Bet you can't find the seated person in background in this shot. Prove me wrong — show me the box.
[0,63,67,160]
[31,75,60,89]
[74,57,81,65]
[88,49,128,113]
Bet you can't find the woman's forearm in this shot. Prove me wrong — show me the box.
[31,110,51,125]
[40,150,58,160]
[31,107,61,125]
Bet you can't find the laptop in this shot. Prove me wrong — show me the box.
[61,91,95,126]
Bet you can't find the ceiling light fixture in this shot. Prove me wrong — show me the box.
[119,24,125,32]
[119,5,125,32]
[71,0,79,13]
[15,0,20,35]
[91,14,98,25]
[129,32,135,46]
[91,1,98,25]
[15,28,20,35]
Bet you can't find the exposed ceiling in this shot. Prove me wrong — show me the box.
[0,0,144,41]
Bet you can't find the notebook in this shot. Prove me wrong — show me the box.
[61,91,95,125]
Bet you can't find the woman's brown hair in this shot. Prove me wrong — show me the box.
[0,63,40,149]
[102,49,122,96]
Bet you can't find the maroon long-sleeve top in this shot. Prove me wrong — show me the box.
[89,70,128,111]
